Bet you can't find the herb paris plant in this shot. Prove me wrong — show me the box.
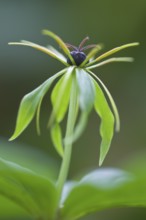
[5,30,142,220]
[9,30,139,166]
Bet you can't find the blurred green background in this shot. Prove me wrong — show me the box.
[0,0,146,219]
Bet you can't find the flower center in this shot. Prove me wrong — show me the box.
[66,37,96,66]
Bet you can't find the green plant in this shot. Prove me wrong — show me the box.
[1,30,145,220]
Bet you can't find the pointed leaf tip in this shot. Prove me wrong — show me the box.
[9,69,66,140]
[90,77,114,165]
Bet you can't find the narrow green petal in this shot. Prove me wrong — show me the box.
[87,57,134,70]
[9,69,66,140]
[42,29,75,65]
[47,45,67,62]
[80,44,102,67]
[87,42,139,66]
[89,75,115,166]
[50,122,64,157]
[36,97,43,135]
[9,40,68,66]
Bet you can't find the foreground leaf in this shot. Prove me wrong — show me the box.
[61,168,146,220]
[10,69,66,140]
[0,158,57,219]
[0,196,30,219]
[0,139,58,180]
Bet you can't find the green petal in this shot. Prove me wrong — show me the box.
[47,45,67,62]
[36,96,43,135]
[42,29,75,65]
[9,40,68,66]
[90,76,115,166]
[50,122,64,157]
[87,57,134,70]
[9,69,66,140]
[87,42,139,66]
[80,44,102,67]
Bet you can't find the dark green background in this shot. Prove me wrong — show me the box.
[0,0,146,219]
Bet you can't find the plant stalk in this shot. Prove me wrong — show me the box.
[56,72,78,210]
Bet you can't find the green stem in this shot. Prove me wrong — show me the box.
[56,72,78,210]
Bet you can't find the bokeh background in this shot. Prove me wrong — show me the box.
[0,0,146,219]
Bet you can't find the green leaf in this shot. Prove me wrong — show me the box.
[64,69,96,145]
[0,158,57,219]
[61,168,146,220]
[61,181,77,206]
[87,42,139,66]
[80,168,131,187]
[9,69,66,140]
[0,139,58,180]
[90,76,114,166]
[9,41,68,66]
[50,122,64,157]
[42,29,75,65]
[88,70,120,132]
[76,68,95,112]
[50,67,74,124]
